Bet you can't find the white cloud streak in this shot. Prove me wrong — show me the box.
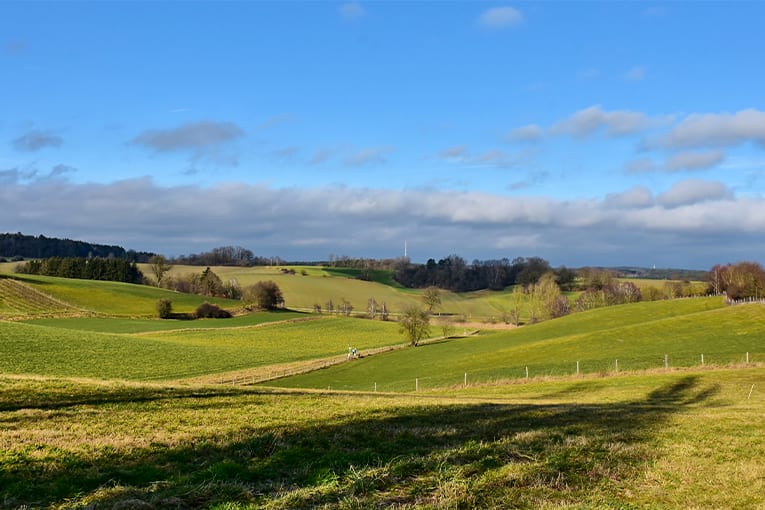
[131,121,244,153]
[658,108,765,148]
[508,124,543,142]
[551,105,650,137]
[12,130,63,151]
[478,6,523,29]
[344,146,393,166]
[656,179,733,208]
[665,150,725,171]
[339,2,366,21]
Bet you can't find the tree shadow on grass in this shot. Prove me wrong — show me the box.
[1,376,718,509]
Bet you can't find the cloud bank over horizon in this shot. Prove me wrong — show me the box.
[2,174,761,268]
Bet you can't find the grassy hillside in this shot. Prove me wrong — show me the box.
[1,368,763,508]
[2,273,240,317]
[146,264,525,319]
[22,309,308,334]
[269,297,765,391]
[0,276,84,319]
[0,316,403,380]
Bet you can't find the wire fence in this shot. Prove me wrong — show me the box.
[217,350,760,390]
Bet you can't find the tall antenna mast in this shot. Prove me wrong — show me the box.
[404,240,407,258]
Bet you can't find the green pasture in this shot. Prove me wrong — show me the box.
[1,368,763,509]
[0,316,402,380]
[2,273,240,317]
[22,309,308,334]
[268,297,765,391]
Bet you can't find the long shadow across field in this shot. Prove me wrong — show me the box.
[2,376,718,508]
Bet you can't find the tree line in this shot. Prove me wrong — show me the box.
[393,255,576,292]
[170,246,284,267]
[17,257,144,284]
[0,232,154,262]
[708,261,765,300]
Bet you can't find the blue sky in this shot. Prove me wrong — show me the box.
[2,1,765,268]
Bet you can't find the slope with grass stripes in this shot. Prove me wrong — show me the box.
[0,277,84,319]
[269,297,764,391]
[2,274,241,317]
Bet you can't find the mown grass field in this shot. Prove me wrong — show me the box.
[1,368,763,509]
[269,297,765,392]
[0,316,402,381]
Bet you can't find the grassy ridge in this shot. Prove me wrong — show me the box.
[5,273,240,317]
[1,368,762,508]
[269,297,765,391]
[0,317,402,380]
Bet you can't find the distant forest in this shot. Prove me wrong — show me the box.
[0,233,155,262]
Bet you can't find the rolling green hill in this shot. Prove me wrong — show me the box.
[143,264,522,318]
[268,296,764,391]
[0,316,402,380]
[2,273,240,317]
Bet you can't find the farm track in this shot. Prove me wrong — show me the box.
[0,277,89,320]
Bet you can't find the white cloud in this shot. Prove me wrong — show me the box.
[12,130,63,151]
[131,121,244,152]
[271,146,300,163]
[308,147,334,165]
[625,65,646,81]
[508,124,544,142]
[665,150,725,171]
[658,108,765,148]
[604,186,654,208]
[440,146,468,159]
[551,105,650,137]
[478,6,523,30]
[131,120,244,167]
[438,146,524,168]
[624,158,657,174]
[344,146,393,166]
[50,164,78,178]
[656,179,732,208]
[339,2,366,21]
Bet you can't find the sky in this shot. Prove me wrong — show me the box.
[2,1,765,268]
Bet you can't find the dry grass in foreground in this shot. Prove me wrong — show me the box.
[1,367,763,509]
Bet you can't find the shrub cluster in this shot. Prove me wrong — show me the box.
[194,302,232,319]
[156,298,173,319]
[160,267,242,299]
